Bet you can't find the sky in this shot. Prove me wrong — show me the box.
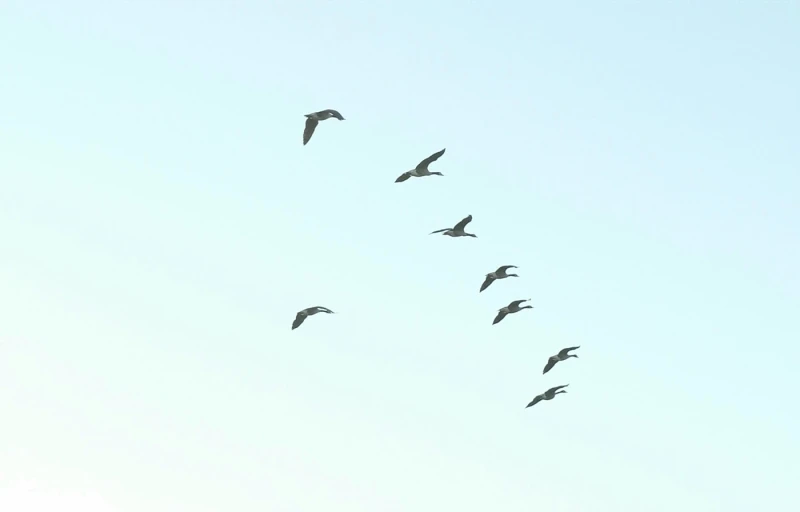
[1,1,798,510]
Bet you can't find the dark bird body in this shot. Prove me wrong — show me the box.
[526,384,569,408]
[542,346,580,374]
[492,299,533,325]
[395,148,446,183]
[303,109,345,145]
[430,214,477,238]
[292,306,335,330]
[480,265,518,292]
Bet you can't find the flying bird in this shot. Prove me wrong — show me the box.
[542,346,580,374]
[492,299,533,325]
[303,109,345,145]
[430,214,477,238]
[292,306,335,330]
[526,384,569,408]
[395,148,446,183]
[480,265,519,292]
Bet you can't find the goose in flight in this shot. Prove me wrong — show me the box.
[430,214,477,238]
[492,299,532,325]
[395,148,446,183]
[542,346,580,374]
[526,384,569,408]
[292,306,335,330]
[480,265,519,292]
[303,109,345,145]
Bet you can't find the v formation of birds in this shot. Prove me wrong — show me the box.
[296,109,581,411]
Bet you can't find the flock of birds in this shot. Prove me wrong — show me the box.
[294,108,582,411]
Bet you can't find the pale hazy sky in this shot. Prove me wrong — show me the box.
[1,1,799,511]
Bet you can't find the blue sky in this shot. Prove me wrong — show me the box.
[1,1,798,510]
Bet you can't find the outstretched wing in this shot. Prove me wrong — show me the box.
[315,307,335,314]
[542,358,557,374]
[415,148,446,171]
[453,214,473,232]
[291,312,306,330]
[526,394,543,408]
[509,299,528,309]
[479,275,495,292]
[546,384,569,394]
[395,172,412,183]
[497,265,517,273]
[324,109,344,120]
[303,117,318,145]
[557,346,580,358]
[492,310,508,325]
